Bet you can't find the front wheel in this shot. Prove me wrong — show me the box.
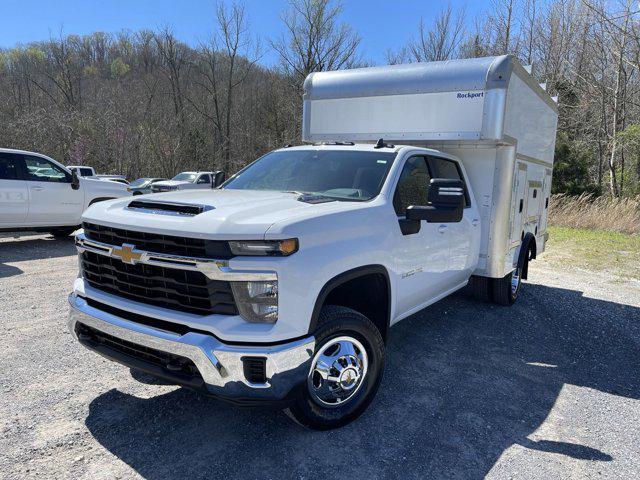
[286,306,385,430]
[49,227,77,239]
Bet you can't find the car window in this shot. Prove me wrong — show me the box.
[129,178,149,187]
[197,174,211,184]
[172,173,197,182]
[393,156,431,215]
[80,168,94,176]
[428,156,471,206]
[24,156,70,183]
[0,153,21,180]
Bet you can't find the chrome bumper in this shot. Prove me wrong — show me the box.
[68,293,315,403]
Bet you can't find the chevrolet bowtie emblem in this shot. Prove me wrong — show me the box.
[112,244,143,265]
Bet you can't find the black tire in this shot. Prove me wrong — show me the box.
[286,305,385,430]
[469,275,492,302]
[49,227,76,239]
[491,265,523,306]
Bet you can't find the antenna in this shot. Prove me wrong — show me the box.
[374,138,395,149]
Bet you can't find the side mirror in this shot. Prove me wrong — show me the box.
[406,178,464,223]
[213,171,226,188]
[71,170,80,190]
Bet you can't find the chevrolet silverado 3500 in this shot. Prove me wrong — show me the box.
[68,55,558,429]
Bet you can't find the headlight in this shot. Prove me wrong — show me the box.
[231,281,278,323]
[229,239,298,256]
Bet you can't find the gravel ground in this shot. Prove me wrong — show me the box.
[1,232,639,479]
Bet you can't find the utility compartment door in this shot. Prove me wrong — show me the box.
[510,162,528,244]
[526,178,543,235]
[539,168,552,235]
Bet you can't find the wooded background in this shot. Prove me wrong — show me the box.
[1,0,639,198]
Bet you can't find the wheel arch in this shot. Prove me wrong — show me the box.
[519,233,537,280]
[88,197,116,206]
[308,265,392,341]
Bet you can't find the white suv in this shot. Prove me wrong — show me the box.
[0,148,130,237]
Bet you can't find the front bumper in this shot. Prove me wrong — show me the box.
[68,293,315,405]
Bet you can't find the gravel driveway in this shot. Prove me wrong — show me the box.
[1,232,639,479]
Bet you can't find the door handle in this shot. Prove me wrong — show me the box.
[31,186,44,191]
[438,225,447,234]
[472,219,479,227]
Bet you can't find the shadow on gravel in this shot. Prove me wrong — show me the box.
[84,283,639,479]
[0,235,76,274]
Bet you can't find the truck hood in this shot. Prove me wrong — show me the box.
[152,180,191,187]
[82,189,362,239]
[80,176,129,193]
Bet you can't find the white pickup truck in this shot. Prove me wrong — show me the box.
[0,149,130,237]
[68,55,558,429]
[151,171,225,193]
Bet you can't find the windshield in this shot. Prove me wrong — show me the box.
[172,173,197,182]
[130,178,150,187]
[224,150,396,201]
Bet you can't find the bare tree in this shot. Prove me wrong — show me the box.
[270,0,361,83]
[408,4,466,62]
[191,2,260,171]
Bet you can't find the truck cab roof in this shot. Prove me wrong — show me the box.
[274,142,459,162]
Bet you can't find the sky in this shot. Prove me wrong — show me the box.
[0,0,483,65]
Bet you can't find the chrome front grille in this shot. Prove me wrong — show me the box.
[80,249,238,316]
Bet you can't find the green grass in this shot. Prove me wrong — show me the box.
[544,226,640,280]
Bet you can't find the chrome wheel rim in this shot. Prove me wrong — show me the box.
[511,267,521,297]
[307,336,368,408]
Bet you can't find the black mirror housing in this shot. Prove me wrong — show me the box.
[71,170,80,190]
[213,171,226,188]
[406,178,464,223]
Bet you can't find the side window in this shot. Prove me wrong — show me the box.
[24,155,70,183]
[80,168,94,176]
[428,156,471,206]
[0,153,22,180]
[197,174,211,184]
[393,156,431,215]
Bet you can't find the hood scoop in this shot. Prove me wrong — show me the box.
[126,200,213,216]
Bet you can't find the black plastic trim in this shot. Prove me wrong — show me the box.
[308,265,392,334]
[242,356,267,384]
[127,200,210,216]
[398,218,421,235]
[88,197,116,206]
[519,233,537,280]
[75,322,205,390]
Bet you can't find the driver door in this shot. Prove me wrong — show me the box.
[390,155,450,318]
[23,155,81,225]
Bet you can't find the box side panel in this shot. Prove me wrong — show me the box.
[305,90,486,142]
[504,73,557,164]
